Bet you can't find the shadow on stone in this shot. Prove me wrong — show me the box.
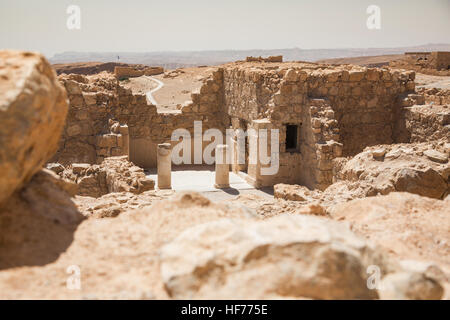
[0,170,85,270]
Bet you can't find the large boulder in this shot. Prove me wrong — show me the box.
[160,214,388,300]
[0,51,68,204]
[394,167,447,199]
[0,169,84,269]
[335,142,449,200]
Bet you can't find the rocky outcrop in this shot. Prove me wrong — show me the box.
[74,189,174,218]
[329,192,449,298]
[0,51,68,204]
[274,141,450,221]
[161,214,387,300]
[0,169,84,270]
[379,260,445,300]
[336,142,449,199]
[417,87,450,105]
[0,192,254,299]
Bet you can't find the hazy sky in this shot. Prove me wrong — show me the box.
[1,0,449,58]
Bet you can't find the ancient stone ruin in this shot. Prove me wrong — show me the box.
[390,51,450,75]
[52,58,448,192]
[0,50,448,300]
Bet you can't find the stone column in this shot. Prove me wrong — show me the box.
[157,143,172,189]
[119,125,129,159]
[214,144,229,189]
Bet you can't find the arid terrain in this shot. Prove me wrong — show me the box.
[317,54,403,67]
[0,49,449,300]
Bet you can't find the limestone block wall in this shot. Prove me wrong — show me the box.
[430,52,450,71]
[306,67,415,156]
[125,68,227,168]
[224,67,339,189]
[404,106,450,143]
[246,56,283,63]
[417,87,450,105]
[223,64,414,189]
[53,74,130,165]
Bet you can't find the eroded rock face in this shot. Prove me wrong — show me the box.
[0,169,84,269]
[0,51,68,204]
[161,214,387,300]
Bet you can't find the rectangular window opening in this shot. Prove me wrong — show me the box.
[285,124,299,152]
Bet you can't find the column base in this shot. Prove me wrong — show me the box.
[214,183,230,189]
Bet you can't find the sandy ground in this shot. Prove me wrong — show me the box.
[145,164,273,202]
[415,73,450,89]
[151,67,217,111]
[120,67,216,111]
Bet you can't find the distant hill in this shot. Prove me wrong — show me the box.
[49,44,450,68]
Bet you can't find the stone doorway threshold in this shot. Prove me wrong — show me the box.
[145,165,273,201]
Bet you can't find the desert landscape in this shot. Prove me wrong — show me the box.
[0,0,449,303]
[0,48,449,300]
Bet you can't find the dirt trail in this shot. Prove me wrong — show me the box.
[145,76,164,105]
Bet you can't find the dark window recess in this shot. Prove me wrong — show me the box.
[286,125,298,151]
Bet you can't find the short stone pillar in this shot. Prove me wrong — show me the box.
[214,144,229,189]
[119,125,129,159]
[157,143,172,189]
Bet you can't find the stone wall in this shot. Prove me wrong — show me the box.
[125,68,227,168]
[114,66,164,79]
[404,106,450,143]
[223,63,413,189]
[246,56,283,63]
[52,73,132,165]
[432,52,450,71]
[306,67,415,155]
[54,69,227,169]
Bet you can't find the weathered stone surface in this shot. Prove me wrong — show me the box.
[161,214,386,300]
[380,260,445,300]
[0,51,68,204]
[329,193,450,287]
[274,183,316,201]
[0,169,83,269]
[394,167,447,199]
[424,149,448,163]
[335,142,449,199]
